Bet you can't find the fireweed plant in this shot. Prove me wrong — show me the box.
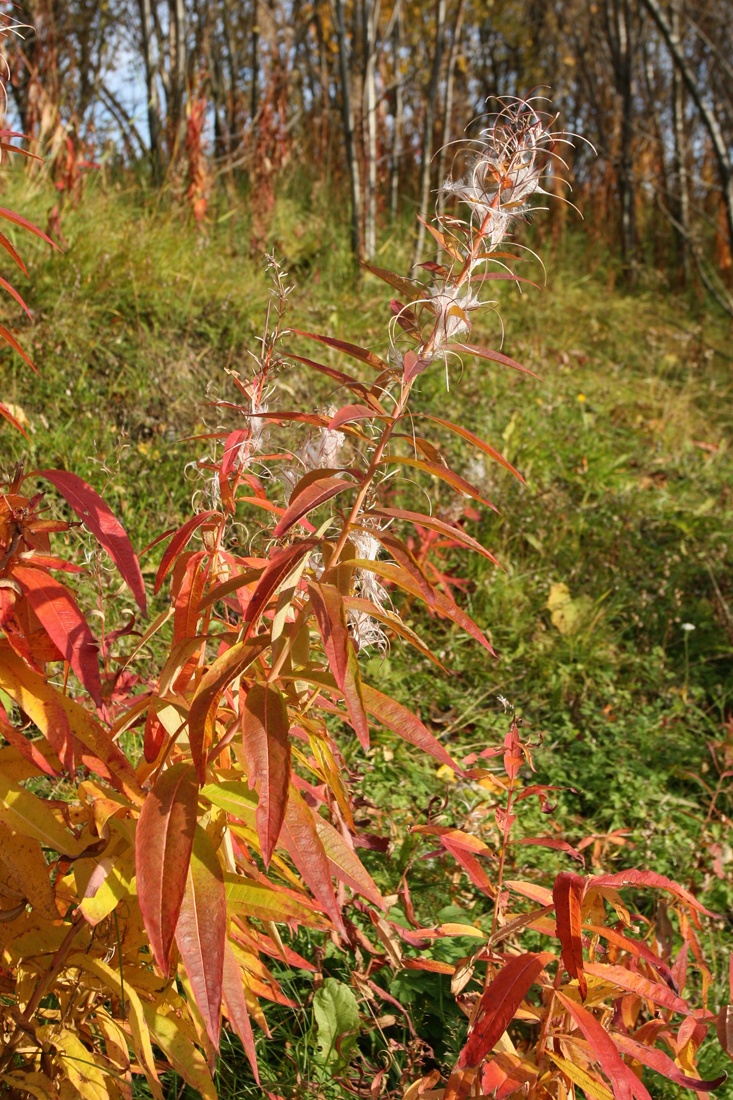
[0,96,731,1098]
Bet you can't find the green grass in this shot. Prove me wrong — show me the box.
[2,169,732,1096]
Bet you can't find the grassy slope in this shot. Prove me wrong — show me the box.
[2,173,732,1095]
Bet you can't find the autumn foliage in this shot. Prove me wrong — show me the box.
[1,88,732,1099]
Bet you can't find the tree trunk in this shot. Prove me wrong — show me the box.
[389,2,403,222]
[362,0,381,258]
[641,0,733,261]
[138,0,162,181]
[437,0,465,215]
[670,5,691,283]
[333,0,362,257]
[411,0,446,271]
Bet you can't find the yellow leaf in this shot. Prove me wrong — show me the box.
[546,582,592,636]
[36,1025,110,1100]
[0,778,83,856]
[143,1006,217,1100]
[225,875,330,928]
[546,1051,614,1100]
[68,953,162,1100]
[0,828,58,920]
[435,763,457,783]
[0,1071,58,1099]
[76,851,135,926]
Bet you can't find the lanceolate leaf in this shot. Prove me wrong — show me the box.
[14,566,102,705]
[588,869,714,917]
[136,763,199,975]
[224,875,330,927]
[613,1035,726,1092]
[351,559,497,656]
[449,341,540,379]
[556,991,650,1100]
[143,1006,217,1100]
[281,786,345,934]
[308,580,369,748]
[315,817,386,909]
[458,952,555,1067]
[582,962,690,1014]
[368,507,501,566]
[175,827,226,1050]
[360,682,459,772]
[154,510,219,595]
[418,415,524,482]
[222,941,260,1084]
[272,476,355,539]
[37,470,147,613]
[242,682,291,867]
[0,647,142,800]
[188,639,267,782]
[383,455,497,511]
[243,539,317,631]
[553,872,587,999]
[291,327,390,372]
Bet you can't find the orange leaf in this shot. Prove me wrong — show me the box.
[556,991,651,1100]
[243,539,318,633]
[38,469,147,613]
[136,763,199,975]
[153,510,219,594]
[583,961,691,1014]
[241,682,291,867]
[222,941,260,1084]
[175,827,226,1050]
[272,476,355,539]
[449,341,540,379]
[309,580,369,748]
[458,952,555,1067]
[280,786,345,934]
[553,872,587,998]
[14,566,102,705]
[290,327,389,372]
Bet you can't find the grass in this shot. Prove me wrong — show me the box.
[2,168,733,1096]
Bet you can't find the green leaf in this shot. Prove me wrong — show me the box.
[313,977,361,1071]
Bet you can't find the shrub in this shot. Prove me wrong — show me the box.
[0,91,730,1098]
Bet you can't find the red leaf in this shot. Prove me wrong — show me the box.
[136,763,199,975]
[0,205,59,248]
[273,476,355,539]
[327,404,382,430]
[352,558,497,656]
[0,229,28,275]
[280,786,345,934]
[286,353,377,404]
[243,539,318,634]
[242,682,291,867]
[583,962,691,1014]
[459,952,555,1067]
[222,942,260,1084]
[188,639,267,782]
[308,581,369,748]
[14,566,102,705]
[0,401,29,437]
[0,322,36,373]
[38,470,147,613]
[290,327,389,372]
[556,991,651,1100]
[449,342,540,379]
[385,455,498,512]
[418,414,524,482]
[154,511,219,595]
[172,551,207,646]
[368,507,501,566]
[517,836,585,864]
[717,1004,733,1058]
[589,869,715,916]
[0,275,32,318]
[360,682,460,771]
[615,1034,726,1092]
[553,872,587,999]
[175,826,226,1050]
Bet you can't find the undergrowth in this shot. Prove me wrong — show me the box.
[1,168,732,1096]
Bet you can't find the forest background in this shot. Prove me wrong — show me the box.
[0,0,732,1097]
